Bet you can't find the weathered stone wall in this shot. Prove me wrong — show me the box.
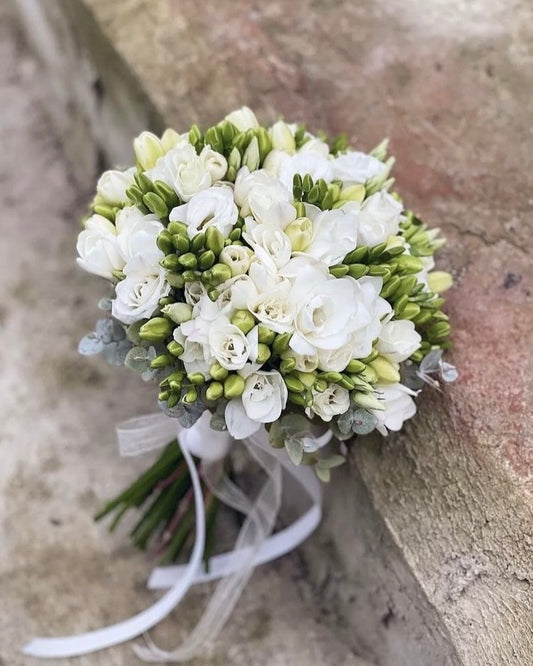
[11,1,533,664]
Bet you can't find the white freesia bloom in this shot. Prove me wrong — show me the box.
[173,327,213,379]
[278,152,334,190]
[353,190,404,247]
[243,224,292,271]
[184,281,207,306]
[225,107,259,131]
[317,343,353,373]
[115,206,164,263]
[349,276,392,359]
[225,370,288,438]
[331,151,385,185]
[304,206,358,266]
[200,145,228,182]
[269,120,296,153]
[249,280,295,334]
[208,315,251,370]
[146,140,211,201]
[298,137,330,157]
[112,253,170,324]
[282,350,319,372]
[95,167,136,205]
[76,214,123,280]
[219,245,254,276]
[310,385,350,422]
[169,186,238,239]
[372,383,418,435]
[246,180,296,228]
[133,131,164,170]
[262,149,290,177]
[377,319,422,364]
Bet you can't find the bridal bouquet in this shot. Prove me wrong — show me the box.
[25,108,456,661]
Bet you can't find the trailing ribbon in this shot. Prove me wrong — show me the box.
[23,414,323,662]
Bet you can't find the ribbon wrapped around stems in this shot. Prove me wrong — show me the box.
[23,412,323,662]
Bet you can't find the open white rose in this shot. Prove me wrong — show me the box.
[247,180,296,228]
[200,146,228,182]
[219,245,254,277]
[371,383,418,435]
[115,206,164,263]
[169,186,238,239]
[76,214,123,280]
[310,384,350,422]
[331,151,386,185]
[243,224,292,271]
[377,319,422,364]
[111,253,170,324]
[249,280,295,334]
[95,167,136,206]
[278,152,334,191]
[208,315,251,371]
[225,370,288,439]
[303,205,358,267]
[352,190,404,247]
[147,140,211,201]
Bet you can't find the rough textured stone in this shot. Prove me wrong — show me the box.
[10,0,533,664]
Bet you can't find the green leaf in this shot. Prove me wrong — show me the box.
[285,436,304,466]
[315,465,331,482]
[124,346,150,373]
[351,409,377,435]
[317,454,345,470]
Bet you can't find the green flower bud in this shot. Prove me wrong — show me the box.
[229,227,242,241]
[367,265,391,279]
[242,136,260,171]
[161,128,182,151]
[370,137,389,161]
[183,270,200,282]
[143,192,168,218]
[167,340,184,356]
[329,264,349,278]
[139,317,172,342]
[339,184,365,203]
[427,321,451,342]
[344,246,369,264]
[210,263,232,284]
[412,308,433,326]
[393,294,409,316]
[188,372,205,385]
[183,388,198,404]
[154,180,179,208]
[353,391,385,411]
[133,131,164,170]
[166,272,185,289]
[205,381,224,401]
[360,366,378,384]
[346,359,366,374]
[228,146,242,175]
[361,348,379,364]
[402,302,421,320]
[172,234,190,254]
[161,254,181,271]
[339,374,355,390]
[280,357,296,374]
[428,271,453,294]
[348,264,369,279]
[150,354,174,369]
[92,204,115,222]
[370,356,400,384]
[288,393,306,407]
[112,269,125,281]
[380,275,402,298]
[158,390,170,402]
[256,343,271,364]
[270,120,295,153]
[125,185,144,207]
[167,393,180,409]
[198,249,215,270]
[178,252,198,270]
[297,372,316,388]
[168,221,188,236]
[255,127,272,161]
[284,217,313,252]
[191,232,206,253]
[207,288,219,301]
[396,275,418,297]
[210,362,229,381]
[294,201,306,218]
[189,124,203,148]
[162,302,193,324]
[320,371,343,383]
[258,324,276,345]
[272,332,291,355]
[285,375,305,393]
[224,374,245,399]
[169,378,182,392]
[393,254,424,274]
[314,379,328,393]
[158,296,174,307]
[157,230,174,255]
[230,310,256,334]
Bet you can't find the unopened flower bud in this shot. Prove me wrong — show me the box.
[183,388,198,404]
[280,357,296,374]
[242,136,260,171]
[297,372,316,388]
[353,391,385,411]
[210,362,229,382]
[210,263,232,285]
[428,271,453,294]
[162,302,192,324]
[369,356,400,384]
[168,221,188,236]
[133,131,164,170]
[167,340,184,356]
[231,310,256,334]
[96,168,136,206]
[224,373,245,399]
[205,227,225,256]
[258,324,276,345]
[160,128,183,151]
[198,250,215,270]
[285,375,305,393]
[272,333,291,355]
[150,354,174,369]
[157,230,174,255]
[256,343,271,364]
[346,359,366,374]
[284,217,313,252]
[188,373,205,385]
[205,381,224,401]
[139,317,172,342]
[166,272,185,289]
[225,107,259,132]
[178,252,198,270]
[270,120,296,153]
[339,184,366,203]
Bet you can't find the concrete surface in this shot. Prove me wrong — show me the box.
[0,5,371,666]
[8,0,533,664]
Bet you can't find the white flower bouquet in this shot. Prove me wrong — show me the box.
[24,107,456,661]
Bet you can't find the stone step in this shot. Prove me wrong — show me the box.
[10,0,533,664]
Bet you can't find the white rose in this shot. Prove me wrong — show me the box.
[247,180,296,228]
[169,186,238,239]
[377,319,422,364]
[243,224,292,271]
[208,315,251,371]
[200,146,228,182]
[225,106,259,131]
[225,370,288,438]
[95,167,136,205]
[173,327,213,379]
[249,280,295,334]
[282,350,319,372]
[331,151,386,185]
[317,342,353,373]
[146,141,211,201]
[111,253,170,324]
[219,244,254,277]
[234,167,273,209]
[289,263,382,355]
[76,214,123,280]
[115,206,164,263]
[303,205,358,267]
[353,190,404,247]
[184,281,207,306]
[278,152,334,191]
[310,384,350,422]
[372,383,418,435]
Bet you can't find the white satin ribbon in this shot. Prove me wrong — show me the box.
[23,413,323,662]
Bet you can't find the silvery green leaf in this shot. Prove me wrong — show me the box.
[124,346,150,373]
[110,318,126,341]
[268,420,285,448]
[315,465,331,483]
[317,454,345,470]
[210,402,228,431]
[103,339,132,366]
[177,400,205,428]
[402,362,425,390]
[285,436,303,466]
[98,297,113,311]
[95,317,116,344]
[419,349,442,374]
[158,399,185,420]
[78,334,104,356]
[351,409,377,435]
[329,420,353,441]
[336,408,354,436]
[280,413,311,437]
[126,320,147,345]
[440,361,458,383]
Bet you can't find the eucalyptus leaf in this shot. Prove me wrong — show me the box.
[98,297,113,311]
[126,320,148,345]
[351,409,377,436]
[280,413,312,437]
[317,454,346,470]
[336,408,354,436]
[158,399,186,420]
[103,339,132,366]
[268,420,285,448]
[124,346,150,373]
[315,465,331,483]
[210,402,228,431]
[78,334,104,356]
[329,420,353,441]
[285,436,304,466]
